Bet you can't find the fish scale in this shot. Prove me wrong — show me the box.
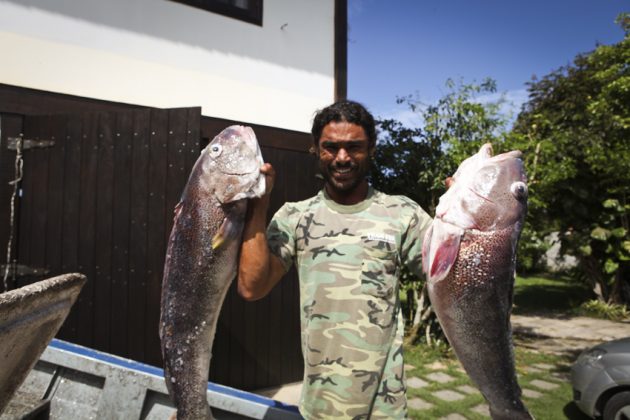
[429,227,528,419]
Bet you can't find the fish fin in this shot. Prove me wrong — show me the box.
[173,201,184,221]
[426,219,464,283]
[212,216,243,250]
[422,222,434,276]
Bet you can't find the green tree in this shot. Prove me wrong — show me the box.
[509,14,630,305]
[371,78,513,344]
[373,78,510,214]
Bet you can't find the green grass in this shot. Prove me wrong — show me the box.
[513,274,593,315]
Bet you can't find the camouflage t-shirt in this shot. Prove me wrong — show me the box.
[267,187,432,419]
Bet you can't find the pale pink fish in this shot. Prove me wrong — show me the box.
[423,143,532,420]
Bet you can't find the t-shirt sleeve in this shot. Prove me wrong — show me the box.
[401,204,433,278]
[267,203,298,272]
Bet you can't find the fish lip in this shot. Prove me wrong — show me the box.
[490,150,523,162]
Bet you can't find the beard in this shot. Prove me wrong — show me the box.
[318,158,370,195]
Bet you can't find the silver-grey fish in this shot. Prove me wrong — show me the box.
[423,143,532,420]
[159,125,265,419]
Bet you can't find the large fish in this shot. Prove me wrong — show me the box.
[159,126,265,419]
[423,143,532,420]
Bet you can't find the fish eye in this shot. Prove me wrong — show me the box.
[209,144,222,157]
[510,181,528,200]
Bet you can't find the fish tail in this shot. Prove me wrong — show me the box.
[164,367,214,419]
[489,407,534,420]
[162,334,214,420]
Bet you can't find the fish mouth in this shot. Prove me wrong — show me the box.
[448,219,482,232]
[467,187,495,204]
[437,212,482,232]
[219,168,259,176]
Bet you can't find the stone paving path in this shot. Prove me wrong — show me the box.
[512,314,630,342]
[404,314,629,419]
[405,356,567,419]
[511,313,630,356]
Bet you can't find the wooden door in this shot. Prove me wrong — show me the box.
[1,108,201,368]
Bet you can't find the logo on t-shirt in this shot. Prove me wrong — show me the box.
[366,232,396,245]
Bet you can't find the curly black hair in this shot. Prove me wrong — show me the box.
[311,100,376,149]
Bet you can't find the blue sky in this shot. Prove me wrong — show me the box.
[347,0,627,125]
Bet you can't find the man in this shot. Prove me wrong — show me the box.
[238,100,432,419]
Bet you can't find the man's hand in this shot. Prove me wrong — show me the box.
[238,163,285,301]
[260,163,276,197]
[248,163,275,215]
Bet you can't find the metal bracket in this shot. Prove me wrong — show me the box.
[7,137,55,150]
[0,264,50,278]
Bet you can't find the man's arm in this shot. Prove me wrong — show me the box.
[238,164,287,301]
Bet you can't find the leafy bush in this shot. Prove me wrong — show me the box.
[578,299,629,321]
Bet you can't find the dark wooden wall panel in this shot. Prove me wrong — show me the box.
[60,117,83,342]
[128,109,151,363]
[0,83,143,116]
[45,117,67,283]
[77,113,99,347]
[111,112,133,356]
[145,109,170,367]
[0,84,318,390]
[200,116,311,153]
[94,113,114,353]
[28,117,50,275]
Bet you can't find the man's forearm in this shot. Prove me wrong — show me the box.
[238,195,273,300]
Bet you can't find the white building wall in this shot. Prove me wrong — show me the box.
[0,0,336,132]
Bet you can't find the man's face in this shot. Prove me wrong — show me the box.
[316,121,373,195]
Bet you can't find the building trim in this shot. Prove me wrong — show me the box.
[169,0,263,26]
[0,83,312,153]
[334,0,348,101]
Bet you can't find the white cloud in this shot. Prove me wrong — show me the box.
[375,106,424,129]
[475,88,530,123]
[373,88,530,131]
